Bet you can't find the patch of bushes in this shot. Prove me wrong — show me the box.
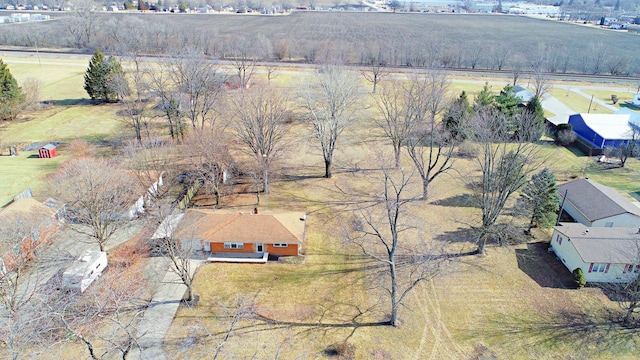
[555,123,576,146]
[573,268,586,288]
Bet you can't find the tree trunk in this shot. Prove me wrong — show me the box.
[186,285,194,303]
[421,177,429,200]
[394,146,401,169]
[624,307,633,325]
[477,235,487,255]
[324,159,332,179]
[389,260,399,327]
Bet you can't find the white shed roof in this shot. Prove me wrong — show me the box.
[579,114,633,140]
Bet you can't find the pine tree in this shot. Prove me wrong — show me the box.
[521,168,559,230]
[0,59,25,120]
[525,95,545,139]
[444,90,471,142]
[84,49,124,102]
[474,82,494,109]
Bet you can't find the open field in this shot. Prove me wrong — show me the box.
[1,53,640,358]
[4,12,640,75]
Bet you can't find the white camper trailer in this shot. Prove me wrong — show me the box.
[62,251,108,293]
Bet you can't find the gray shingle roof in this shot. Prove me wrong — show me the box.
[558,179,640,222]
[554,222,640,263]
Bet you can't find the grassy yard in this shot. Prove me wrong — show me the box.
[167,141,640,358]
[1,53,640,357]
[0,57,122,205]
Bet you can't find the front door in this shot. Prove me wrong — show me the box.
[256,243,264,253]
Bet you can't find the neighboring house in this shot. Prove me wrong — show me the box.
[0,197,64,273]
[551,223,640,283]
[568,113,636,151]
[511,85,534,103]
[126,172,164,220]
[169,209,306,262]
[558,179,640,228]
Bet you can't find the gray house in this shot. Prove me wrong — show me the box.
[558,179,640,228]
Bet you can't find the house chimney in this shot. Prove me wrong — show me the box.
[253,207,258,215]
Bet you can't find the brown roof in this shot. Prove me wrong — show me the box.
[174,209,306,245]
[0,198,55,222]
[554,222,640,264]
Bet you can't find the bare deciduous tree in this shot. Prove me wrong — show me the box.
[183,128,233,206]
[373,82,416,169]
[361,52,389,94]
[0,214,48,360]
[231,87,290,195]
[148,209,199,303]
[51,158,139,252]
[46,264,147,360]
[301,66,361,178]
[168,48,226,130]
[344,166,445,327]
[470,107,544,254]
[404,74,455,200]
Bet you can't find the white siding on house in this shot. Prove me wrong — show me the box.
[591,213,640,228]
[550,229,584,273]
[550,228,640,283]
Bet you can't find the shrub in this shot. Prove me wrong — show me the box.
[554,124,576,145]
[573,268,586,288]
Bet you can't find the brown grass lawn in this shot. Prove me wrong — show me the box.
[2,54,640,358]
[167,129,640,358]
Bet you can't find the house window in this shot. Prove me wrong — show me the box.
[605,222,614,228]
[556,235,562,245]
[224,242,244,249]
[273,243,288,248]
[591,263,607,273]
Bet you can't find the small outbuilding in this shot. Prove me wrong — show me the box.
[39,144,57,158]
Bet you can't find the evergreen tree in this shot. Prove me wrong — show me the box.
[444,90,472,142]
[138,0,149,10]
[494,85,521,118]
[525,95,545,139]
[84,49,124,102]
[521,168,559,230]
[474,82,494,109]
[0,59,25,120]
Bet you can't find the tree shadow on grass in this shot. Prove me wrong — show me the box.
[51,99,93,106]
[473,310,640,356]
[515,242,575,289]
[433,193,478,208]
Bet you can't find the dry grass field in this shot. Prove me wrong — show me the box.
[2,54,640,358]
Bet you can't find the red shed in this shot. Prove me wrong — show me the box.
[39,144,57,158]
